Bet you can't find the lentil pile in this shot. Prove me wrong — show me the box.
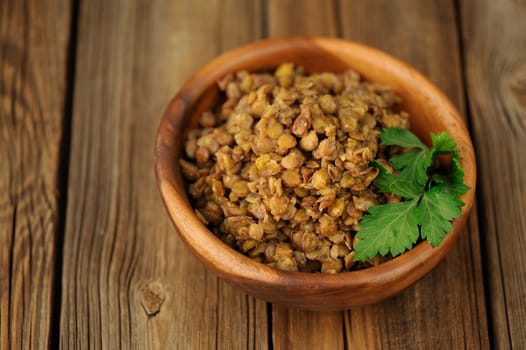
[180,63,409,273]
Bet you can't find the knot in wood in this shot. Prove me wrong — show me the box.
[140,281,166,317]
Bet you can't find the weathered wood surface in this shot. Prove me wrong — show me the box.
[59,0,267,349]
[265,1,489,349]
[2,0,525,348]
[266,2,345,349]
[0,0,70,348]
[339,1,489,348]
[461,0,526,348]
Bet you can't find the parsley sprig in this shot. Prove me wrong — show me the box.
[353,128,470,262]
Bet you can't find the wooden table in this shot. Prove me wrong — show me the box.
[1,0,525,348]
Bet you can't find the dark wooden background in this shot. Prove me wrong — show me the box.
[1,0,525,348]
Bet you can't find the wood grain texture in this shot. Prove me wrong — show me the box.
[461,0,526,348]
[339,0,489,348]
[266,2,344,349]
[267,0,340,36]
[0,0,70,348]
[59,0,267,348]
[272,305,344,350]
[4,0,525,347]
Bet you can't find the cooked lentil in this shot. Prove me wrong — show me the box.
[181,63,409,273]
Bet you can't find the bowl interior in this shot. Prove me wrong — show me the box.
[155,37,476,309]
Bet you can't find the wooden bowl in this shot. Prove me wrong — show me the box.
[154,37,476,310]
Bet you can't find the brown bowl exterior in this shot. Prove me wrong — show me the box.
[154,37,476,310]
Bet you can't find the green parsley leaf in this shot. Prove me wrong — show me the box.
[353,128,470,262]
[436,153,470,208]
[354,199,420,261]
[391,149,433,189]
[417,188,462,246]
[371,161,421,199]
[431,132,457,153]
[380,128,428,149]
[430,153,470,203]
[430,173,446,185]
[389,150,421,170]
[448,153,470,195]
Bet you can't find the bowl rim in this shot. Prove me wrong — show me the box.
[154,36,476,299]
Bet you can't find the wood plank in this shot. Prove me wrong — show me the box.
[461,0,526,348]
[59,0,267,348]
[267,0,340,36]
[338,1,490,348]
[266,2,344,349]
[0,0,70,348]
[272,305,344,350]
